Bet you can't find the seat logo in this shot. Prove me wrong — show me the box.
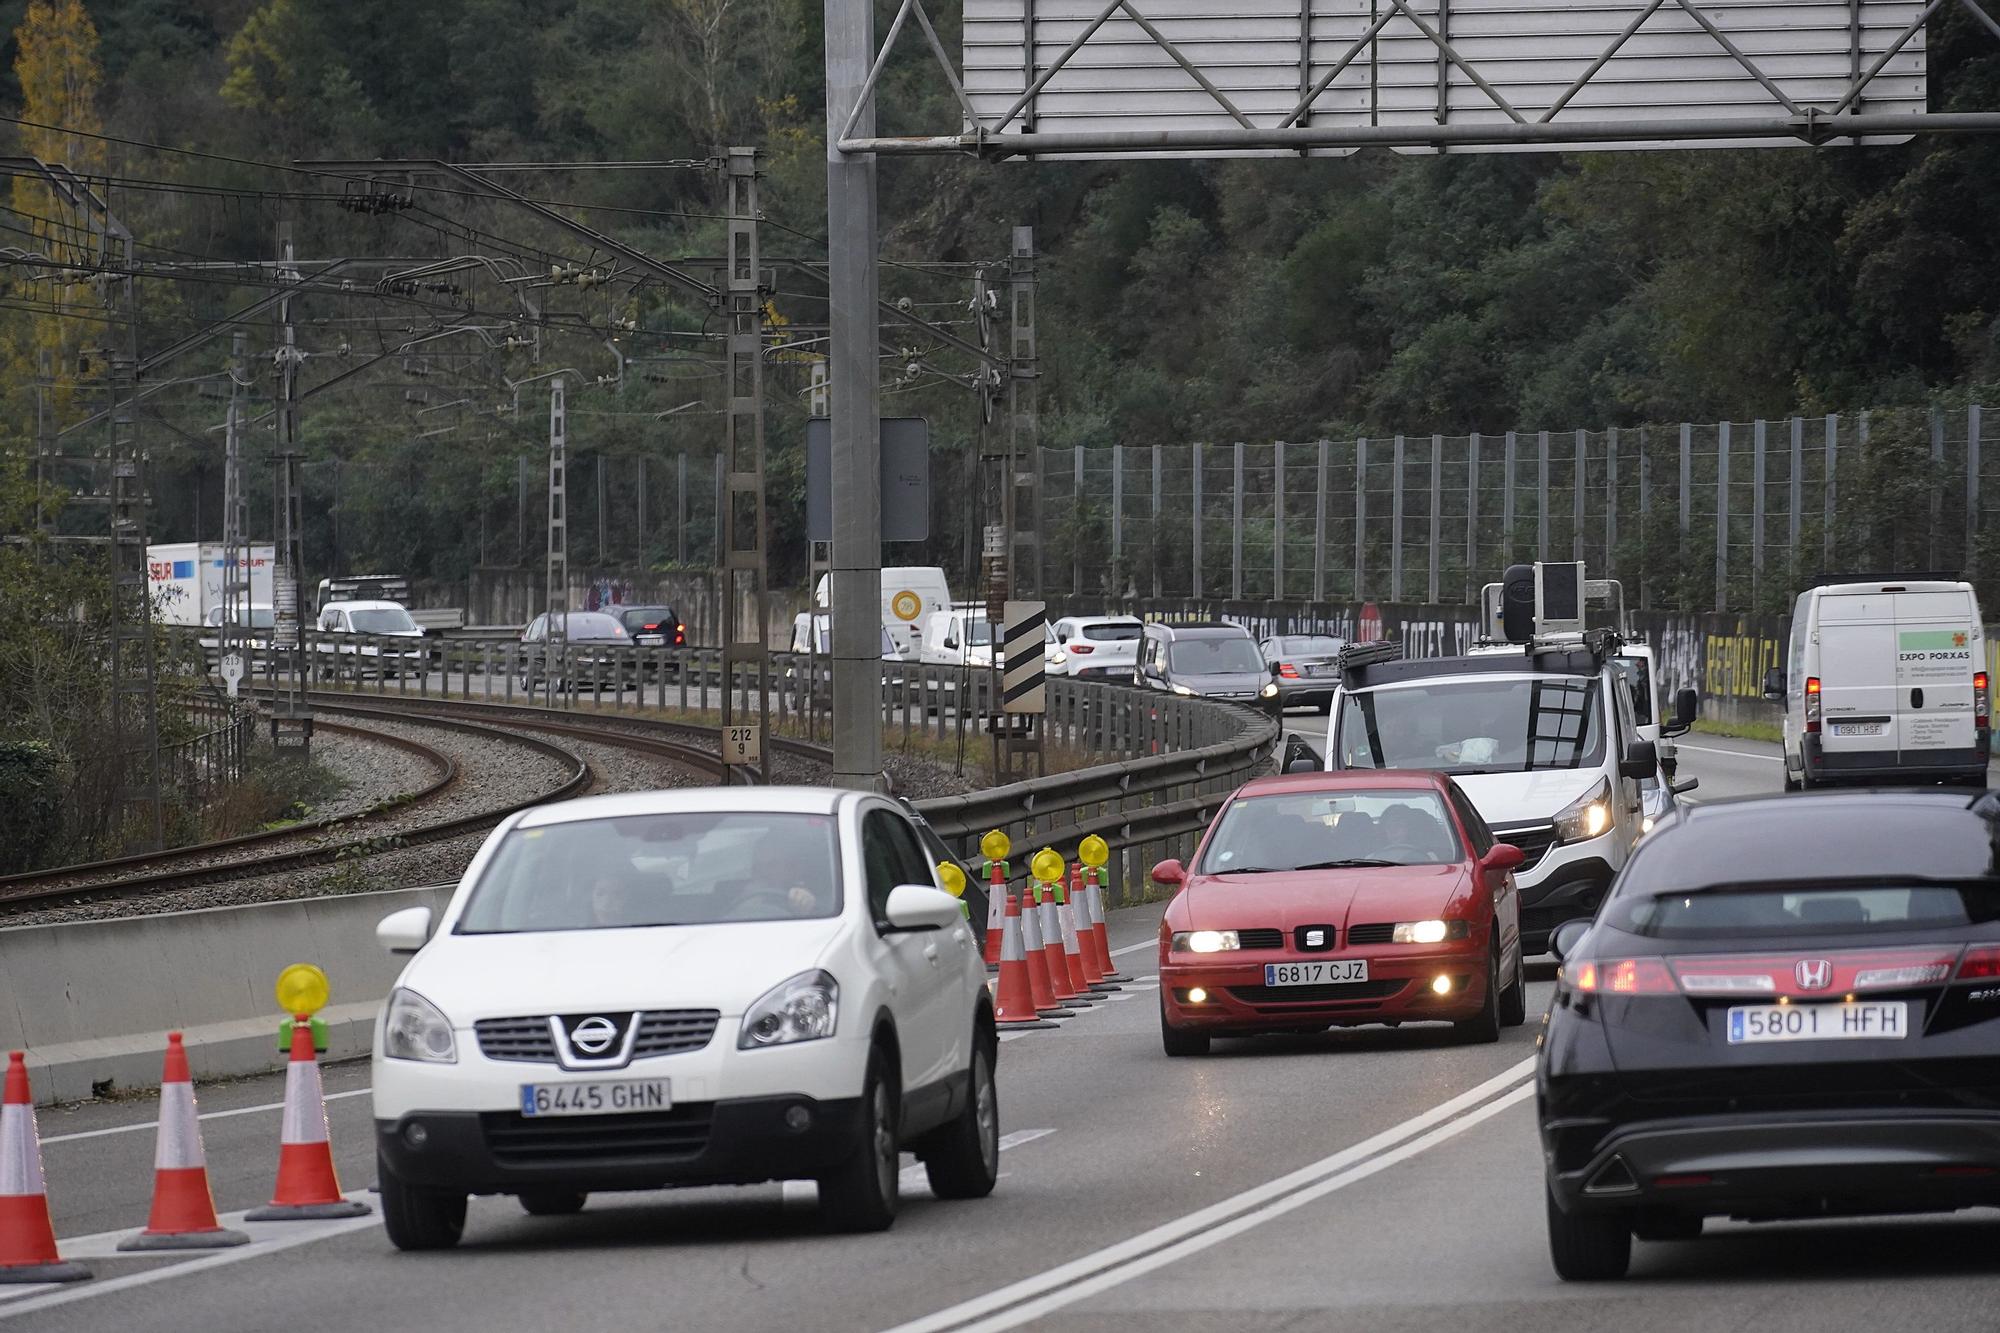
[568,1016,620,1055]
[1795,960,1833,991]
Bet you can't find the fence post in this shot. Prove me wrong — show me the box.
[1503,431,1516,551]
[1355,438,1368,600]
[1314,439,1329,602]
[1466,432,1481,594]
[1605,427,1618,578]
[1752,419,1766,602]
[1072,446,1084,595]
[1152,444,1163,599]
[1789,417,1803,572]
[1570,429,1584,562]
[1971,406,1983,556]
[1231,442,1245,601]
[1716,421,1730,611]
[1273,441,1286,600]
[1391,434,1405,602]
[1428,434,1442,604]
[1639,427,1651,609]
[1537,430,1550,560]
[1825,413,1838,568]
[1931,407,1945,570]
[1191,442,1203,598]
[1110,443,1123,588]
[1679,422,1692,543]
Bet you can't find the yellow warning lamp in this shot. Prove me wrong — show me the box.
[938,862,968,898]
[275,963,331,1018]
[1079,835,1110,869]
[1030,847,1065,884]
[980,829,1011,863]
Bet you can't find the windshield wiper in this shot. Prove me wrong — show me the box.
[1214,865,1293,875]
[1294,858,1402,869]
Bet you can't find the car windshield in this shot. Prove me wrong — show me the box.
[564,615,628,640]
[1169,637,1264,674]
[1080,623,1141,642]
[619,607,673,630]
[349,608,417,634]
[1337,676,1604,774]
[457,811,843,932]
[962,619,995,646]
[1607,882,1999,938]
[1199,790,1460,872]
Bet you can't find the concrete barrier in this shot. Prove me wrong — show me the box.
[0,884,453,1105]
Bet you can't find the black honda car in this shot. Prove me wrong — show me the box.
[1540,790,2000,1280]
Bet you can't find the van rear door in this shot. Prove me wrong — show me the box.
[1892,590,1978,753]
[1814,591,1898,755]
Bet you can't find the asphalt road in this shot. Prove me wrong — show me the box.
[19,731,2000,1331]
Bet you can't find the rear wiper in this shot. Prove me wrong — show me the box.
[1294,858,1401,869]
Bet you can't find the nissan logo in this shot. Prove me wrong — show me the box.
[568,1016,619,1055]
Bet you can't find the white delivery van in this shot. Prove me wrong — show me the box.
[146,542,276,628]
[814,566,952,659]
[1766,579,1990,789]
[918,607,998,668]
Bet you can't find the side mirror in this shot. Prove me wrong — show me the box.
[1550,918,1592,962]
[1619,739,1659,780]
[1268,661,1282,679]
[1670,776,1700,795]
[1673,687,1699,730]
[1482,842,1526,874]
[884,883,962,932]
[1281,734,1324,774]
[1151,858,1186,887]
[944,636,959,651]
[1761,668,1786,702]
[377,905,433,955]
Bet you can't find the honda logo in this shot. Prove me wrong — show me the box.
[1795,959,1833,991]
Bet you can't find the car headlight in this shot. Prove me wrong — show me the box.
[1171,683,1196,696]
[1640,815,1655,834]
[382,988,456,1064]
[738,969,839,1049]
[1260,682,1280,699]
[1170,929,1240,953]
[1552,777,1613,843]
[1390,919,1470,944]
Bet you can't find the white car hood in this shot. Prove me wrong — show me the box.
[1450,768,1602,827]
[404,918,847,1021]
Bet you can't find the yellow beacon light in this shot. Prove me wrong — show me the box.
[275,963,331,1018]
[1030,847,1065,884]
[938,862,968,898]
[980,829,1012,863]
[1078,835,1110,869]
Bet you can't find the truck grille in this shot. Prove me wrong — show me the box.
[1493,823,1559,872]
[475,1010,720,1064]
[480,1106,714,1167]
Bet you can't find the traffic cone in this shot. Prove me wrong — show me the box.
[1039,880,1091,1004]
[120,1035,250,1251]
[244,1019,371,1221]
[1069,867,1114,989]
[0,1052,89,1284]
[993,892,1057,1029]
[1018,884,1072,1017]
[1057,878,1094,994]
[982,859,1007,967]
[1087,866,1132,981]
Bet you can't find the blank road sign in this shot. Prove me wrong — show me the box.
[806,417,931,543]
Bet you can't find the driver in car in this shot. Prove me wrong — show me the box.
[588,872,648,927]
[753,840,834,916]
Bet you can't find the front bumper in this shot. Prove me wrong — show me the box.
[376,1094,867,1194]
[1547,1109,2000,1219]
[1515,845,1616,954]
[1159,943,1489,1031]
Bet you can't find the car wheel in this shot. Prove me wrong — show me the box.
[1455,943,1502,1044]
[1546,1181,1632,1280]
[819,1049,900,1233]
[1498,940,1528,1028]
[1160,993,1210,1057]
[1631,1209,1702,1242]
[378,1152,467,1251]
[518,1190,587,1216]
[919,1029,1000,1200]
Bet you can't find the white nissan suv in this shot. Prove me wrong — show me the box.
[370,787,998,1249]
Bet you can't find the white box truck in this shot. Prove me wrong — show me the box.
[813,565,953,659]
[146,542,275,627]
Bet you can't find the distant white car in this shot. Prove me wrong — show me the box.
[370,787,999,1250]
[315,599,425,678]
[1048,615,1143,679]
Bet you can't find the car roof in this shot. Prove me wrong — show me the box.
[326,599,406,612]
[615,604,676,613]
[1062,614,1141,625]
[1344,648,1604,687]
[1232,770,1450,797]
[515,785,857,828]
[1152,621,1251,637]
[1624,790,2000,892]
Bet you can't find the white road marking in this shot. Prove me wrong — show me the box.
[1675,742,1783,764]
[41,1088,373,1146]
[879,1057,1535,1333]
[1109,940,1153,957]
[0,1193,379,1321]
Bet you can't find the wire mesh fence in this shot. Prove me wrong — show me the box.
[1035,407,1991,613]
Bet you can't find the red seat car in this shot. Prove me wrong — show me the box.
[1154,770,1529,1055]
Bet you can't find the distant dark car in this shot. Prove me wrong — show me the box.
[1540,790,2000,1280]
[614,605,685,648]
[1136,622,1280,710]
[1259,634,1347,711]
[519,611,635,692]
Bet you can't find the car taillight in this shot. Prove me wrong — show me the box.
[1955,945,2000,980]
[1070,644,1095,655]
[1976,671,1990,731]
[1280,662,1299,678]
[642,623,659,632]
[1804,676,1822,733]
[1571,958,1676,994]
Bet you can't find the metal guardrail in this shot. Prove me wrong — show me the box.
[163,628,1281,906]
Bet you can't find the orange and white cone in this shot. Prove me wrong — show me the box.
[1088,866,1132,981]
[244,1020,371,1221]
[1069,867,1115,989]
[1038,882,1084,1002]
[0,1052,89,1284]
[982,861,1007,967]
[1058,881,1094,995]
[993,891,1057,1029]
[1018,884,1072,1017]
[120,1034,250,1251]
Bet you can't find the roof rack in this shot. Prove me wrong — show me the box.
[1338,639,1403,677]
[1812,570,1960,588]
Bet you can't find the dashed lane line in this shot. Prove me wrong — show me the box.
[1675,742,1783,764]
[40,1087,373,1147]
